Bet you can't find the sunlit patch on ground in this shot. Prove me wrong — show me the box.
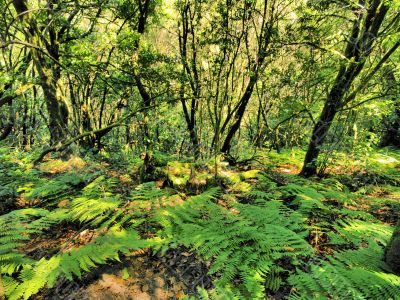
[38,156,87,174]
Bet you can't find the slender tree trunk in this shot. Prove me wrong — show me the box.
[219,0,273,156]
[221,75,257,154]
[21,100,29,148]
[300,101,338,176]
[180,90,200,158]
[30,86,37,146]
[0,84,15,141]
[177,1,201,159]
[0,102,14,141]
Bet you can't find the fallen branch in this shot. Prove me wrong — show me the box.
[33,122,120,164]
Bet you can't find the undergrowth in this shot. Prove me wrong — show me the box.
[0,148,399,299]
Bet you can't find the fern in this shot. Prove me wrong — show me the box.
[255,173,278,191]
[244,190,278,204]
[70,180,175,230]
[18,171,95,207]
[5,230,149,299]
[158,188,313,299]
[279,184,329,215]
[289,211,399,299]
[7,227,149,300]
[331,219,393,246]
[0,155,42,213]
[265,266,285,293]
[289,256,400,300]
[70,196,122,226]
[0,208,69,275]
[81,175,117,198]
[0,209,46,275]
[194,286,242,299]
[0,176,156,299]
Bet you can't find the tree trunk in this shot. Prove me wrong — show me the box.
[300,0,390,176]
[0,84,15,141]
[219,0,272,156]
[0,104,14,141]
[181,96,200,159]
[13,0,69,145]
[381,103,400,147]
[300,102,338,177]
[177,1,201,159]
[385,219,400,275]
[221,75,257,155]
[40,77,69,144]
[21,100,29,148]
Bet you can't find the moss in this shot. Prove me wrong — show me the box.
[164,161,191,187]
[240,169,260,180]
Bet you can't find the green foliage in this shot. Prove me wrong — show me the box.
[0,0,400,299]
[285,178,400,300]
[71,179,174,230]
[244,189,277,203]
[17,169,101,207]
[0,168,152,298]
[7,228,149,300]
[0,150,42,211]
[332,219,393,246]
[279,183,329,214]
[0,156,155,299]
[1,146,400,300]
[192,286,242,299]
[0,207,72,287]
[288,247,400,300]
[158,188,313,299]
[129,181,175,221]
[0,209,43,275]
[70,195,122,225]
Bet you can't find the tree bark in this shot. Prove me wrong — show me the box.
[178,1,201,158]
[221,74,257,154]
[181,95,200,158]
[381,103,400,148]
[0,84,15,141]
[38,69,69,144]
[12,0,69,145]
[219,0,273,156]
[300,100,339,176]
[300,0,390,176]
[385,219,400,275]
[380,67,400,147]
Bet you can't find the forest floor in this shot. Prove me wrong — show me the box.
[0,147,399,299]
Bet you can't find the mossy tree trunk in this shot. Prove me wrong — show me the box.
[385,219,400,275]
[12,0,69,145]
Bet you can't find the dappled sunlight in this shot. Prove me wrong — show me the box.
[38,156,87,174]
[1,147,400,299]
[0,0,399,295]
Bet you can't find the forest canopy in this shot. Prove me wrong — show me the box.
[0,0,399,299]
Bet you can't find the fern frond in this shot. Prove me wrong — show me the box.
[332,219,393,246]
[7,228,149,300]
[158,188,313,299]
[70,196,122,225]
[288,258,400,300]
[0,208,51,275]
